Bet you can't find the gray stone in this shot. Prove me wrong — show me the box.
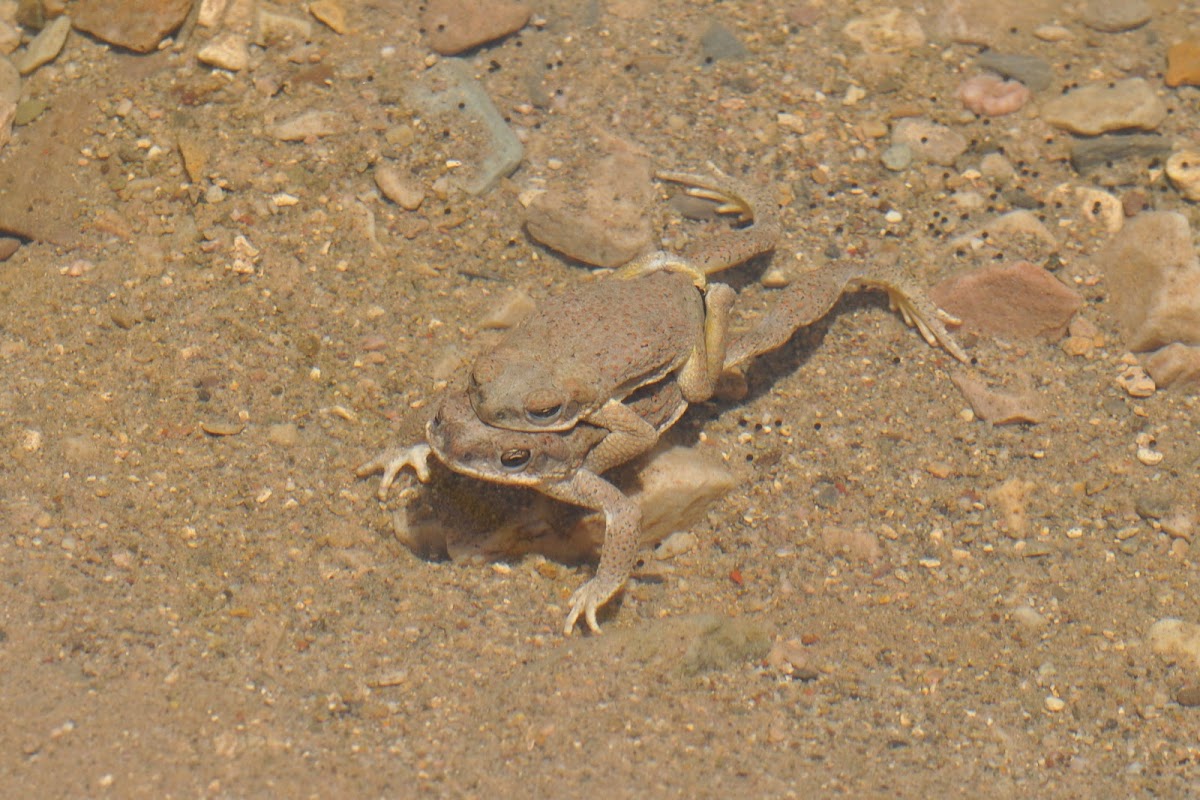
[976,51,1054,92]
[1081,0,1152,33]
[891,117,967,167]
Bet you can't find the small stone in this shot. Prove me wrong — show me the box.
[1166,151,1200,202]
[1176,686,1200,707]
[951,373,1048,425]
[1115,365,1156,398]
[1166,41,1200,88]
[200,419,245,436]
[1012,605,1049,631]
[1095,212,1200,352]
[1076,186,1124,233]
[422,0,531,56]
[699,21,747,62]
[1080,0,1151,33]
[931,261,1083,341]
[197,31,249,72]
[1032,24,1074,42]
[73,0,193,53]
[843,8,925,54]
[880,143,912,172]
[891,118,967,167]
[979,152,1015,184]
[256,8,313,44]
[634,446,736,543]
[11,13,70,75]
[1041,78,1166,136]
[655,531,698,560]
[975,51,1054,92]
[476,291,535,329]
[374,163,425,210]
[266,423,301,446]
[524,153,656,268]
[958,74,1030,116]
[1044,696,1066,713]
[988,477,1037,536]
[268,110,345,141]
[1149,618,1200,670]
[0,236,19,261]
[309,0,348,34]
[819,526,881,564]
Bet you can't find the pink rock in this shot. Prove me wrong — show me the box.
[931,261,1084,341]
[958,74,1031,116]
[423,0,531,56]
[73,0,193,53]
[1142,343,1200,391]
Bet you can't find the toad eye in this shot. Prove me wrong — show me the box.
[499,449,532,470]
[526,404,562,422]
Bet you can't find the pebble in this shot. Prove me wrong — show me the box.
[1044,696,1066,713]
[1149,618,1200,671]
[699,20,747,62]
[12,13,70,75]
[975,51,1054,92]
[1114,364,1156,398]
[819,526,881,564]
[1166,151,1200,202]
[0,55,17,152]
[422,0,531,56]
[73,0,193,53]
[958,74,1030,116]
[890,118,967,167]
[1080,0,1151,33]
[1166,41,1200,88]
[268,110,346,141]
[0,236,19,261]
[879,142,912,172]
[932,0,1062,47]
[950,210,1058,264]
[843,8,925,53]
[524,152,656,267]
[197,32,250,72]
[1094,212,1200,351]
[374,163,425,210]
[1142,343,1200,391]
[407,59,523,195]
[1012,605,1049,631]
[951,373,1048,425]
[256,8,313,44]
[1076,186,1124,234]
[932,261,1082,341]
[1040,78,1166,136]
[978,152,1015,183]
[309,0,348,34]
[655,530,698,560]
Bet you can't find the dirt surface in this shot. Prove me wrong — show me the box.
[3,1,1200,796]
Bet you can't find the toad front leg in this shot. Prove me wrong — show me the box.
[355,443,434,500]
[539,468,643,635]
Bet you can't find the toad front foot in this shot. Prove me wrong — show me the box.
[355,443,434,500]
[564,573,626,635]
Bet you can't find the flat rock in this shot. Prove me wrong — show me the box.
[948,210,1059,265]
[1094,211,1200,351]
[73,0,193,53]
[11,13,70,74]
[422,0,531,56]
[951,373,1048,424]
[1080,0,1151,33]
[1149,618,1200,672]
[525,153,656,268]
[1040,78,1165,136]
[930,260,1083,340]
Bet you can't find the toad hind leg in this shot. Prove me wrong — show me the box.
[539,469,642,635]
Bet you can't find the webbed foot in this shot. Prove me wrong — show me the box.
[355,443,433,500]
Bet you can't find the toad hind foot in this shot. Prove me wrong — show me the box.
[355,443,433,500]
[862,279,969,364]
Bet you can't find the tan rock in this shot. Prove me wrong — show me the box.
[1142,343,1200,391]
[73,0,192,53]
[422,0,531,56]
[1094,211,1200,351]
[1041,78,1166,136]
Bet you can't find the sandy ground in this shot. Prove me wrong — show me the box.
[2,1,1200,796]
